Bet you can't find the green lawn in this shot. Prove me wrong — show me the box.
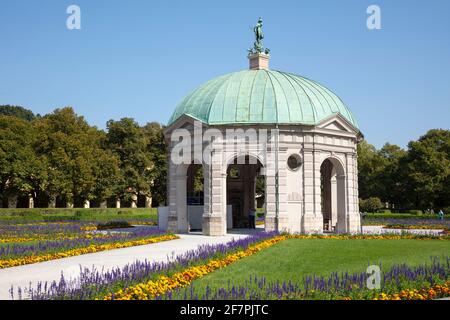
[189,238,450,293]
[0,207,158,224]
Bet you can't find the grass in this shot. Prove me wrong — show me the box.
[188,238,450,293]
[0,208,157,224]
[363,213,449,220]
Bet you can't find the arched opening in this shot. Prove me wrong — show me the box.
[226,155,265,229]
[184,163,204,232]
[320,158,346,233]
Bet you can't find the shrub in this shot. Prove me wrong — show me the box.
[359,197,383,213]
[407,210,423,215]
[96,220,133,230]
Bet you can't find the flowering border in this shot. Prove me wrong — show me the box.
[104,233,449,300]
[0,234,178,269]
[105,235,286,300]
[372,281,450,300]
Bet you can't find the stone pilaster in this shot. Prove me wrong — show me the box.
[265,143,289,233]
[302,147,322,234]
[202,160,226,236]
[345,153,361,233]
[167,161,180,233]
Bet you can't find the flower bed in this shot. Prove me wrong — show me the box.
[382,223,448,234]
[164,257,450,300]
[0,234,178,269]
[0,222,177,269]
[14,232,279,300]
[105,236,286,300]
[373,282,450,300]
[12,232,450,300]
[105,234,449,300]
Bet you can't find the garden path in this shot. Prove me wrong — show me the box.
[0,232,251,300]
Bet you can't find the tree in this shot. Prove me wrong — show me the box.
[0,105,37,121]
[142,122,168,206]
[405,129,450,210]
[357,140,384,199]
[107,118,153,203]
[377,143,408,209]
[0,115,41,206]
[35,107,120,206]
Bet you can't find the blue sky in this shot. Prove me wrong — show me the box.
[0,0,449,148]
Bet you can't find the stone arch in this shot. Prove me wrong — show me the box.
[223,151,266,175]
[320,156,347,233]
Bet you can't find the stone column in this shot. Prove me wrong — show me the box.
[115,198,121,209]
[202,161,226,236]
[83,200,90,209]
[167,161,180,233]
[265,145,289,233]
[331,175,338,230]
[345,153,360,233]
[8,195,18,208]
[302,146,322,233]
[336,174,347,233]
[175,170,188,233]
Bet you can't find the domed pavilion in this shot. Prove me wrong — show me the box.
[163,19,363,236]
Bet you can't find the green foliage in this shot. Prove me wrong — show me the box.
[0,105,37,121]
[0,107,168,208]
[0,208,157,223]
[357,130,450,211]
[359,197,383,213]
[143,122,168,206]
[106,118,154,203]
[405,129,450,210]
[193,166,204,193]
[96,220,133,230]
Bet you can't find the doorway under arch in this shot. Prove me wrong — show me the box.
[226,155,265,229]
[320,157,347,233]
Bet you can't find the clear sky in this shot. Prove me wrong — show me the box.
[1,0,449,148]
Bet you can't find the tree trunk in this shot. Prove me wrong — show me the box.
[28,195,34,209]
[145,196,152,208]
[131,194,138,208]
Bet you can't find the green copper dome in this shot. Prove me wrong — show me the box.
[168,69,358,129]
